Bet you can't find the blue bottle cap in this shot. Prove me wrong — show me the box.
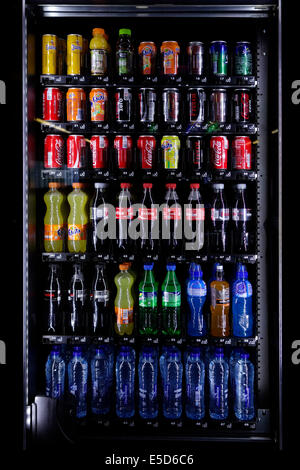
[51,345,60,355]
[166,263,176,271]
[144,263,154,271]
[241,352,250,360]
[215,347,224,357]
[73,346,82,355]
[237,264,248,279]
[120,345,131,354]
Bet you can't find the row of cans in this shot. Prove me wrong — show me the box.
[43,87,253,124]
[45,134,252,171]
[43,35,253,77]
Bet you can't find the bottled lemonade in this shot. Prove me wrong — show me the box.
[210,264,230,337]
[67,182,89,253]
[114,264,135,336]
[44,182,66,252]
[89,28,110,76]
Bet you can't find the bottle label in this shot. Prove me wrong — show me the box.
[44,224,65,241]
[162,291,181,307]
[68,224,87,241]
[91,50,107,75]
[115,306,133,325]
[234,281,252,298]
[90,206,109,220]
[211,208,230,221]
[139,291,157,307]
[187,285,207,297]
[138,208,158,221]
[68,289,87,302]
[186,208,205,221]
[116,207,134,220]
[91,290,110,302]
[163,207,182,220]
[232,208,252,221]
[117,51,131,74]
[211,287,230,307]
[44,289,61,302]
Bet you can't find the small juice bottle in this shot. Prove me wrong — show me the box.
[89,28,110,76]
[210,265,230,337]
[44,182,66,252]
[114,264,135,336]
[67,182,89,253]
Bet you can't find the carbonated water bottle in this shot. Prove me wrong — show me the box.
[90,346,110,415]
[234,352,255,421]
[116,346,135,418]
[160,346,183,419]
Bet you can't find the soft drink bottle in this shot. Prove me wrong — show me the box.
[45,346,65,398]
[161,263,181,336]
[162,183,182,256]
[44,182,67,252]
[139,263,158,335]
[115,345,135,418]
[67,346,88,418]
[43,264,64,334]
[138,346,158,419]
[210,265,230,337]
[184,183,205,252]
[66,264,87,335]
[186,263,207,337]
[209,183,230,253]
[114,264,135,336]
[185,347,205,420]
[139,183,159,256]
[207,262,221,305]
[116,29,134,77]
[115,183,134,255]
[89,28,110,76]
[232,264,253,338]
[90,346,111,415]
[234,352,255,421]
[89,264,111,336]
[160,347,183,419]
[209,347,229,420]
[67,182,89,253]
[90,182,110,255]
[232,184,253,253]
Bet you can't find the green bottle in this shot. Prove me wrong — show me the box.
[161,263,181,336]
[139,263,158,335]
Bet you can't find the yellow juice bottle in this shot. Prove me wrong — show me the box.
[114,264,135,336]
[67,182,89,253]
[44,182,66,252]
[89,28,110,76]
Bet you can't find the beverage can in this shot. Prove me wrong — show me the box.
[209,41,228,76]
[81,38,89,73]
[44,134,64,168]
[90,135,109,169]
[43,87,63,121]
[186,136,205,169]
[66,87,86,122]
[162,88,180,123]
[138,41,157,75]
[115,88,133,122]
[67,134,87,168]
[67,34,82,75]
[57,38,66,75]
[235,41,253,76]
[210,88,227,122]
[137,135,156,169]
[231,136,252,170]
[139,88,156,123]
[161,135,181,169]
[161,41,180,75]
[233,88,252,122]
[42,34,57,75]
[187,88,206,123]
[89,88,108,122]
[210,136,229,169]
[114,135,133,169]
[187,41,204,76]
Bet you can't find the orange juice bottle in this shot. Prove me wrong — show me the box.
[44,182,66,252]
[89,28,110,76]
[210,264,230,337]
[67,182,89,253]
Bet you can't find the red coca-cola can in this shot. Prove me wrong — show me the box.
[210,135,229,169]
[44,134,64,168]
[137,135,156,170]
[233,89,252,122]
[67,134,87,168]
[43,87,63,121]
[114,135,133,169]
[90,135,109,169]
[232,136,252,170]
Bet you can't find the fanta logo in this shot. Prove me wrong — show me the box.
[142,46,153,55]
[92,93,105,102]
[163,48,174,57]
[68,226,81,236]
[162,140,173,150]
[57,227,65,237]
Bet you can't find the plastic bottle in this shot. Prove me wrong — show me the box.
[185,347,205,420]
[139,263,158,335]
[229,347,243,401]
[232,264,253,338]
[67,182,89,253]
[90,182,110,254]
[207,262,221,305]
[187,263,207,337]
[209,183,230,253]
[89,264,110,336]
[114,264,135,336]
[43,264,64,334]
[115,346,135,418]
[44,182,66,252]
[115,183,134,255]
[116,28,134,77]
[139,183,159,256]
[210,264,230,337]
[66,264,87,335]
[209,347,229,420]
[138,346,158,419]
[234,352,255,421]
[67,346,88,418]
[89,28,110,76]
[185,183,205,252]
[162,183,182,256]
[45,346,65,398]
[232,184,253,253]
[161,263,181,336]
[160,347,183,419]
[90,346,111,415]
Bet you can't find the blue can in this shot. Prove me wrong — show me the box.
[235,41,253,76]
[209,40,228,76]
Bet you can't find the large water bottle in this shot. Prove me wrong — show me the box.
[90,346,111,415]
[160,346,183,419]
[138,346,158,419]
[209,347,229,420]
[67,346,88,418]
[187,263,207,337]
[45,346,65,398]
[185,347,205,420]
[116,346,135,418]
[229,348,244,401]
[234,352,255,421]
[232,264,253,337]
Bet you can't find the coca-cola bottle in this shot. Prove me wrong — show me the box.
[90,182,110,255]
[139,183,159,256]
[65,264,87,335]
[43,264,64,334]
[184,183,205,252]
[115,182,135,256]
[232,184,253,253]
[209,183,230,253]
[88,264,111,336]
[162,183,182,256]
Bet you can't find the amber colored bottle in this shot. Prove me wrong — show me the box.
[210,265,230,337]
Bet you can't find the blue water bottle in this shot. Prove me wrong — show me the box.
[90,346,111,416]
[209,347,229,420]
[232,264,253,337]
[138,346,158,419]
[187,263,207,337]
[45,346,65,399]
[160,346,183,419]
[234,352,255,420]
[185,347,205,420]
[116,346,135,418]
[67,346,88,418]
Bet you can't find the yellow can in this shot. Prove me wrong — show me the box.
[67,34,82,75]
[42,34,57,75]
[161,135,181,169]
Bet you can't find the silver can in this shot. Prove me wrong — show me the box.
[162,88,180,123]
[139,88,156,123]
[187,41,205,76]
[210,88,227,123]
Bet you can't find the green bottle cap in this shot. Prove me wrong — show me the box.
[119,28,131,36]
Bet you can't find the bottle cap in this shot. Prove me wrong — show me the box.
[51,345,60,354]
[241,352,250,359]
[94,182,109,189]
[72,182,84,189]
[119,264,129,271]
[166,183,176,189]
[216,265,224,271]
[235,183,246,190]
[213,183,224,190]
[48,182,61,189]
[73,346,82,354]
[237,264,248,279]
[120,183,132,189]
[166,263,176,271]
[143,183,153,189]
[190,183,200,189]
[144,263,154,270]
[120,345,132,354]
[93,28,105,36]
[215,347,224,356]
[119,28,131,36]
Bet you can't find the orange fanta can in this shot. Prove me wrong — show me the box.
[160,41,180,75]
[138,41,157,75]
[89,88,108,122]
[66,87,86,122]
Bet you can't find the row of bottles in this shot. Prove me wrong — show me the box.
[44,261,254,338]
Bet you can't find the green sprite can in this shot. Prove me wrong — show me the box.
[209,40,228,76]
[234,41,253,76]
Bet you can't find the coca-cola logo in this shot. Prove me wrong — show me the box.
[144,141,153,166]
[55,140,64,165]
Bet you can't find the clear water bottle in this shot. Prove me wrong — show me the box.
[234,352,255,421]
[45,346,65,398]
[104,343,114,391]
[185,347,205,420]
[67,346,88,418]
[229,347,244,401]
[209,347,229,420]
[160,346,183,419]
[232,264,253,338]
[138,346,158,419]
[90,346,110,415]
[187,263,207,337]
[116,346,135,418]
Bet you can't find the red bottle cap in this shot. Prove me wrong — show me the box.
[166,183,176,189]
[143,183,153,189]
[120,183,132,189]
[190,183,200,189]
